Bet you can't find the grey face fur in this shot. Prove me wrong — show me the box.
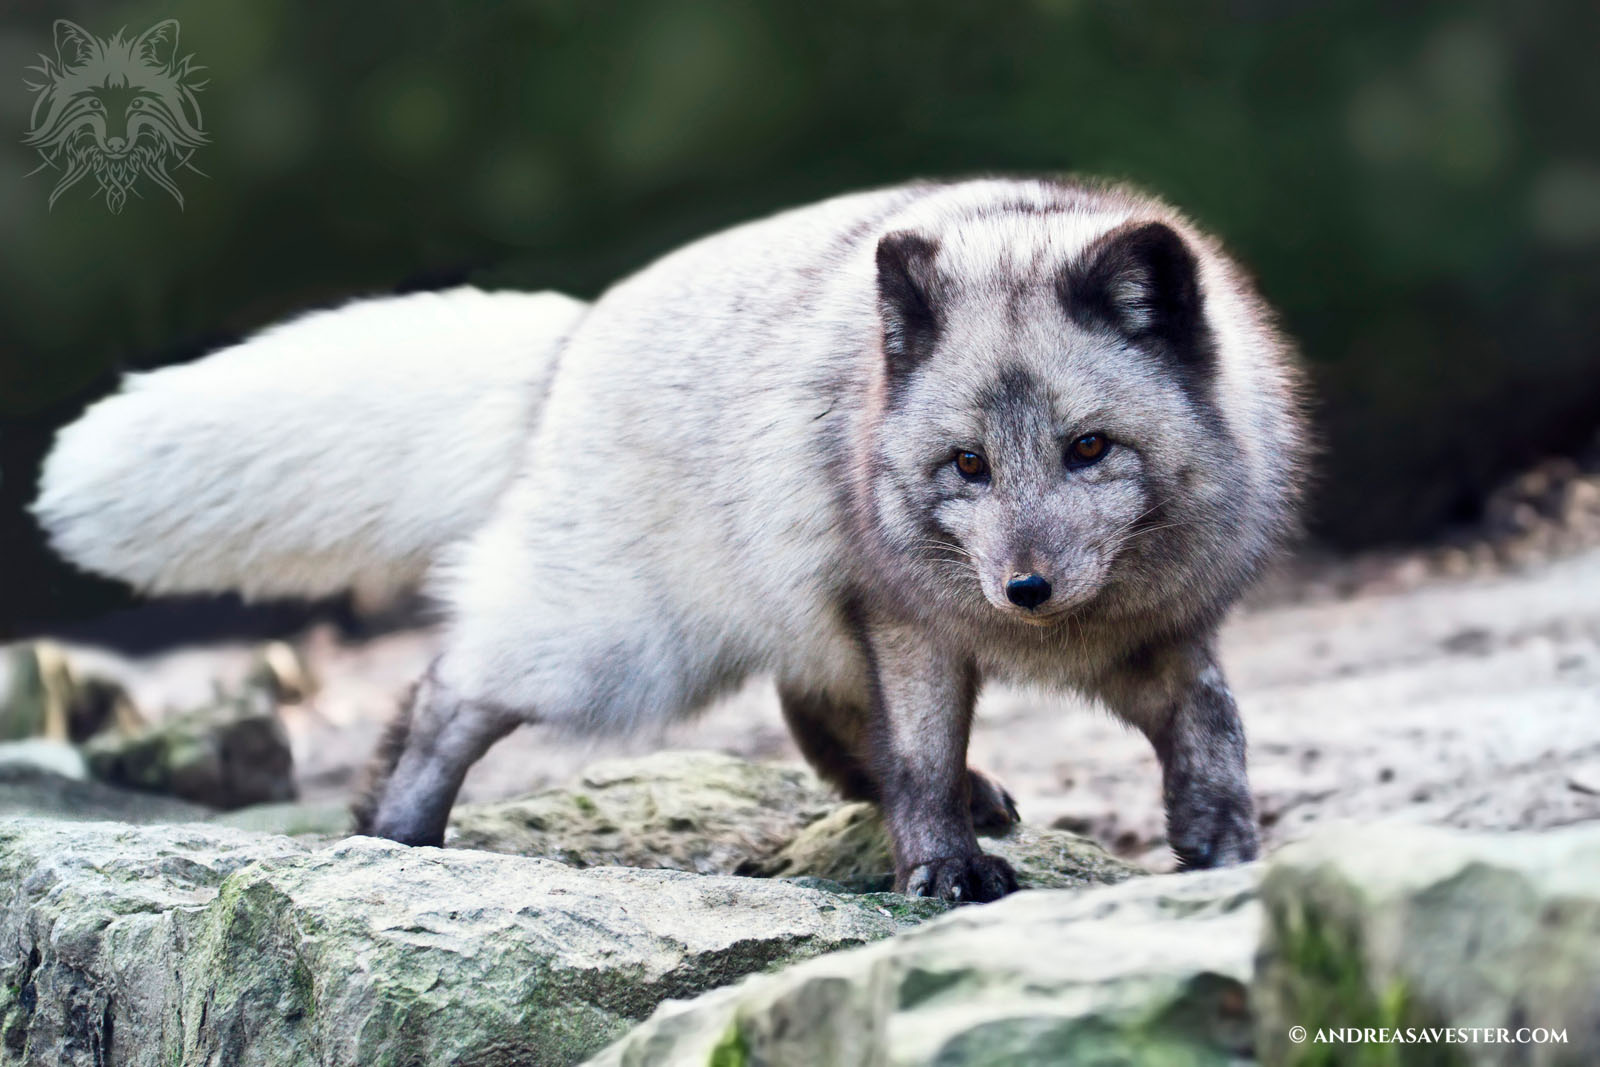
[869,221,1244,634]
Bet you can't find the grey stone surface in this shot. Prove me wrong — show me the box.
[11,747,1600,1067]
[0,819,914,1066]
[586,866,1260,1067]
[0,764,210,823]
[207,799,353,839]
[1256,822,1600,1066]
[0,739,86,780]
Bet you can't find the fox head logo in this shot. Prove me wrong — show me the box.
[23,19,208,213]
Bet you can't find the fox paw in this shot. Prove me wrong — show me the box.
[1169,790,1260,870]
[968,768,1021,833]
[901,852,1018,903]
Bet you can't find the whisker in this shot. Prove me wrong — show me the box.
[1119,519,1196,543]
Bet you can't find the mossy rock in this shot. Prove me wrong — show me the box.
[1256,823,1600,1066]
[448,750,837,874]
[585,865,1262,1066]
[750,801,1143,892]
[83,687,294,810]
[0,819,916,1066]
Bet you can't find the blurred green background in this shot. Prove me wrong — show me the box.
[2,0,1598,635]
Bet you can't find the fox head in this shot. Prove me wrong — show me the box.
[858,191,1305,642]
[23,19,208,213]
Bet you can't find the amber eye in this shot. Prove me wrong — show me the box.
[954,451,989,481]
[1067,433,1110,467]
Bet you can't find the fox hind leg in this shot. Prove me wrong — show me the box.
[778,686,878,802]
[351,660,520,846]
[777,685,1020,832]
[965,767,1021,833]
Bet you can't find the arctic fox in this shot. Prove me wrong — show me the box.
[35,178,1306,901]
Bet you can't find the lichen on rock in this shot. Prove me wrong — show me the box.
[750,800,1144,891]
[446,750,838,874]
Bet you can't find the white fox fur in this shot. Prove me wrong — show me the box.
[33,287,587,602]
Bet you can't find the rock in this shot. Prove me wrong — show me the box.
[208,800,354,838]
[751,801,1143,891]
[585,865,1262,1066]
[83,686,295,810]
[0,820,307,1065]
[448,750,836,873]
[0,764,210,823]
[1255,822,1600,1065]
[594,821,1600,1064]
[0,818,914,1066]
[450,754,1140,891]
[0,739,87,780]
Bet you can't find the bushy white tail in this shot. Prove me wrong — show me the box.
[33,287,587,602]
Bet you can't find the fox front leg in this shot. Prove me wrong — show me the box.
[1099,637,1259,869]
[861,620,1018,903]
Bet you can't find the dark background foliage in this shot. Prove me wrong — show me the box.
[2,0,1597,637]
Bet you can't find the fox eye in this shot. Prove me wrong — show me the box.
[953,450,989,481]
[1066,433,1110,467]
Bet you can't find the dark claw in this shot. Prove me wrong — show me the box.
[1173,840,1215,871]
[901,852,1019,903]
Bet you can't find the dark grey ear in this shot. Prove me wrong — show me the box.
[876,231,942,377]
[1061,222,1212,365]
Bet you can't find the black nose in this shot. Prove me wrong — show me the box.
[1005,574,1052,609]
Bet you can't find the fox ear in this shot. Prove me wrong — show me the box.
[52,20,96,67]
[876,231,942,378]
[1061,222,1212,366]
[135,19,182,69]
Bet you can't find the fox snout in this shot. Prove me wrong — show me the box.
[979,545,1110,623]
[1004,573,1052,609]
